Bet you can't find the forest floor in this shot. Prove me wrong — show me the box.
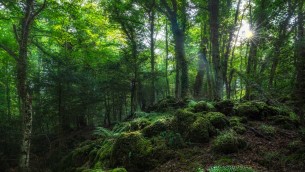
[151,121,301,172]
[31,99,305,172]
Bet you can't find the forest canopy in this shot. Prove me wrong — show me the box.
[0,0,305,171]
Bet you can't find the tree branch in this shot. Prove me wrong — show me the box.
[30,0,47,22]
[0,44,18,61]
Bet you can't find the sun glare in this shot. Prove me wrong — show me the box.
[245,29,254,39]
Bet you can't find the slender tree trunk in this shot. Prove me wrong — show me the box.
[224,0,242,99]
[165,20,170,97]
[149,4,156,105]
[294,0,305,126]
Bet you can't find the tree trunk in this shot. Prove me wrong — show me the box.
[294,0,305,126]
[149,3,156,105]
[165,20,170,97]
[209,0,223,100]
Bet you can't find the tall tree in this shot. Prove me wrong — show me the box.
[158,0,189,99]
[0,0,46,171]
[208,0,223,100]
[294,0,305,125]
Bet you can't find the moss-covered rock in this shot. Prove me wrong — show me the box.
[160,131,185,149]
[268,115,299,129]
[215,100,235,116]
[142,120,168,137]
[130,118,151,131]
[173,109,198,135]
[110,132,152,172]
[235,102,260,120]
[212,130,247,154]
[206,112,229,129]
[258,124,276,136]
[109,168,127,172]
[188,117,215,143]
[193,101,215,113]
[229,116,247,134]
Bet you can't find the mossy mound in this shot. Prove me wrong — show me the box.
[215,100,235,116]
[130,118,151,131]
[147,97,186,112]
[142,120,168,137]
[235,102,261,120]
[212,130,247,154]
[208,165,256,172]
[258,124,276,136]
[206,112,229,130]
[108,168,127,172]
[193,101,215,113]
[173,109,198,135]
[110,132,152,172]
[229,116,247,134]
[268,115,299,129]
[188,117,215,143]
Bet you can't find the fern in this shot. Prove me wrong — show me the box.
[208,165,255,172]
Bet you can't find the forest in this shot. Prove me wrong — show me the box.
[0,0,305,171]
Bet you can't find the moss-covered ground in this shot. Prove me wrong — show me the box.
[55,99,305,172]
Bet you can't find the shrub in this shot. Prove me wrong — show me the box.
[208,165,255,172]
[206,112,229,129]
[212,130,246,154]
[110,132,152,172]
[188,117,215,143]
[193,101,215,113]
[215,100,235,116]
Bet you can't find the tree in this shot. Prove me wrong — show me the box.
[158,0,189,99]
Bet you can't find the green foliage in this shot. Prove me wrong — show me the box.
[206,112,229,129]
[93,127,116,138]
[212,130,247,154]
[110,132,152,172]
[193,101,215,113]
[208,165,255,172]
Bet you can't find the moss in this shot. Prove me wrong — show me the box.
[268,115,299,129]
[108,168,127,172]
[215,156,233,165]
[193,101,215,113]
[235,102,260,120]
[215,100,235,116]
[258,124,276,136]
[212,130,247,154]
[208,165,255,172]
[110,132,152,172]
[160,131,185,149]
[206,112,229,129]
[188,117,215,143]
[173,109,198,135]
[142,120,168,137]
[130,118,151,131]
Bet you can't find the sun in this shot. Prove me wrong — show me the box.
[245,29,254,39]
